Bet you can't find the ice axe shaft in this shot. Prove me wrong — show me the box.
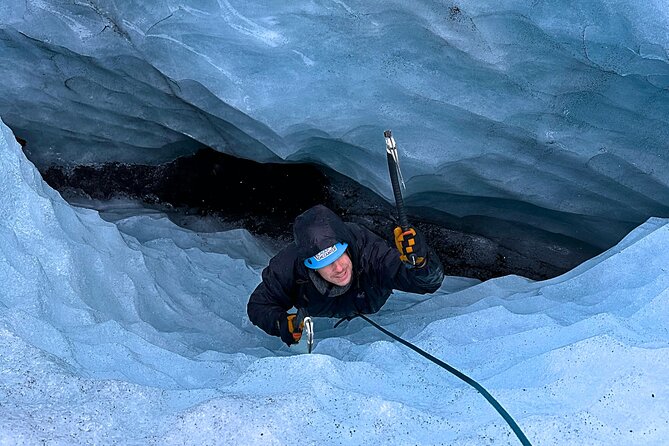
[384,130,417,266]
[303,317,314,353]
[296,308,314,353]
[384,130,409,229]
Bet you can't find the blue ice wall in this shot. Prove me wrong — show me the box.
[1,1,668,247]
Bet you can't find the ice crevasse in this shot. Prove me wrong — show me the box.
[1,1,669,249]
[1,115,669,444]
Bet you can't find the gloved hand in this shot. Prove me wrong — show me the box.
[279,313,303,346]
[394,226,427,268]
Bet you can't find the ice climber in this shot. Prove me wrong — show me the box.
[247,204,444,346]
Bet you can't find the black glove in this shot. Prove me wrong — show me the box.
[279,313,303,346]
[394,226,427,268]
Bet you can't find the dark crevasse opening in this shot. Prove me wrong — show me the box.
[37,146,600,281]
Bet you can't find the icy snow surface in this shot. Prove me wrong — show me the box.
[2,113,669,445]
[2,1,669,248]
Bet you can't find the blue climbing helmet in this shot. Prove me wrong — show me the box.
[304,242,348,269]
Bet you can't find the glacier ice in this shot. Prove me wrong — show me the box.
[2,1,669,249]
[1,116,669,444]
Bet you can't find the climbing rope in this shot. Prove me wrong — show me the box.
[357,313,532,446]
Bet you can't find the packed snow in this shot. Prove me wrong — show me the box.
[1,115,668,445]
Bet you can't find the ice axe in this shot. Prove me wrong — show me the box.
[384,130,417,266]
[295,308,314,353]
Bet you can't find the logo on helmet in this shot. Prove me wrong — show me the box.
[304,242,349,269]
[314,245,338,261]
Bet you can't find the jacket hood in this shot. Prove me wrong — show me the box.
[293,205,355,262]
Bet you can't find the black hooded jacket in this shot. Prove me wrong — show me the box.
[247,205,444,338]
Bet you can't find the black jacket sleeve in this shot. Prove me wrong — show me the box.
[387,246,444,294]
[246,248,297,336]
[354,224,444,296]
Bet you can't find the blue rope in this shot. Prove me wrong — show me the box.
[357,313,532,446]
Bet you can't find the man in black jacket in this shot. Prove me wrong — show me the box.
[247,205,444,346]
